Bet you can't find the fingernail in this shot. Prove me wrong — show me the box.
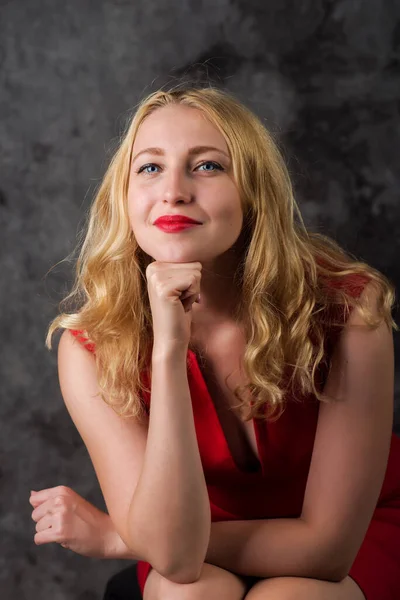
[196,294,201,304]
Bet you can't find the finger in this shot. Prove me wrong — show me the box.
[31,497,58,522]
[182,290,201,311]
[29,495,46,507]
[176,274,201,299]
[30,486,70,505]
[35,514,53,533]
[29,490,53,506]
[34,529,63,546]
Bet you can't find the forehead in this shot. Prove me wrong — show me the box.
[133,104,228,149]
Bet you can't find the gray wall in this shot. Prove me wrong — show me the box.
[1,1,399,598]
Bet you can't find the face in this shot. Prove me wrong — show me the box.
[127,104,243,265]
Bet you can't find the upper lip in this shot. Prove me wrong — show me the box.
[153,215,202,225]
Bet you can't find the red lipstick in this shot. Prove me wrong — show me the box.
[153,214,202,233]
[155,222,200,232]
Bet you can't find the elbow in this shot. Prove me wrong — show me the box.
[316,545,355,583]
[159,554,204,584]
[319,565,348,583]
[126,505,209,583]
[307,560,349,583]
[124,533,204,583]
[161,564,203,584]
[303,559,347,584]
[323,564,352,583]
[326,555,354,583]
[135,544,203,583]
[300,518,355,583]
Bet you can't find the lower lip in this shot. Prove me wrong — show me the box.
[155,223,201,232]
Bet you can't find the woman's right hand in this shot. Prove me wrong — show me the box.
[145,261,202,350]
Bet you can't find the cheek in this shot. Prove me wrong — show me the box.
[127,191,149,228]
[126,200,136,230]
[217,194,243,227]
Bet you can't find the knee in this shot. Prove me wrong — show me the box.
[244,575,351,600]
[144,563,247,600]
[245,577,309,600]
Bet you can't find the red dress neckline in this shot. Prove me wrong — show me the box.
[187,348,265,477]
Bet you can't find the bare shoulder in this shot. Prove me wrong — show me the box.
[58,328,97,395]
[57,329,149,548]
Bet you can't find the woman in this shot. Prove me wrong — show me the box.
[31,84,400,599]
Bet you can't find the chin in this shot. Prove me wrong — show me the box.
[154,251,203,264]
[141,243,205,264]
[140,239,232,264]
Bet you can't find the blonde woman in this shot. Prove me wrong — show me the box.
[32,85,400,599]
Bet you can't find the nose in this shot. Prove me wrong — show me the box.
[163,169,194,204]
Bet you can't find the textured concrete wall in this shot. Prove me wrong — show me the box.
[1,1,399,598]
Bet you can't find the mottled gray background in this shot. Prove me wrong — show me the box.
[1,0,400,598]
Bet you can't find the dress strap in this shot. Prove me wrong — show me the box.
[69,329,96,353]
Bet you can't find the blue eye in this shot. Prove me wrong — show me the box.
[138,164,159,174]
[136,161,223,175]
[197,161,223,172]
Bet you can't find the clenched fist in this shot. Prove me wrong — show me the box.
[29,485,117,558]
[146,261,202,352]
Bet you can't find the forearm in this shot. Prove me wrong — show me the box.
[127,349,210,578]
[205,518,340,582]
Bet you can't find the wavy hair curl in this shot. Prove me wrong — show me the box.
[46,84,398,422]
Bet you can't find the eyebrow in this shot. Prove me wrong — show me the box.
[131,145,231,163]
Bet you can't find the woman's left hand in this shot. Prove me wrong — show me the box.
[29,485,118,558]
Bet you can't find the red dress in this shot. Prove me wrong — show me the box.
[70,273,400,599]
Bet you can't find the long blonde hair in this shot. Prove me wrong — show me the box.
[46,84,398,422]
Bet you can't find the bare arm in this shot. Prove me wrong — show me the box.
[58,331,209,582]
[204,282,394,582]
[127,347,211,580]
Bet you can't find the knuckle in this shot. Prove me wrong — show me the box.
[53,523,64,537]
[154,281,166,296]
[146,263,156,279]
[58,505,68,517]
[151,276,163,291]
[54,495,66,507]
[57,485,70,494]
